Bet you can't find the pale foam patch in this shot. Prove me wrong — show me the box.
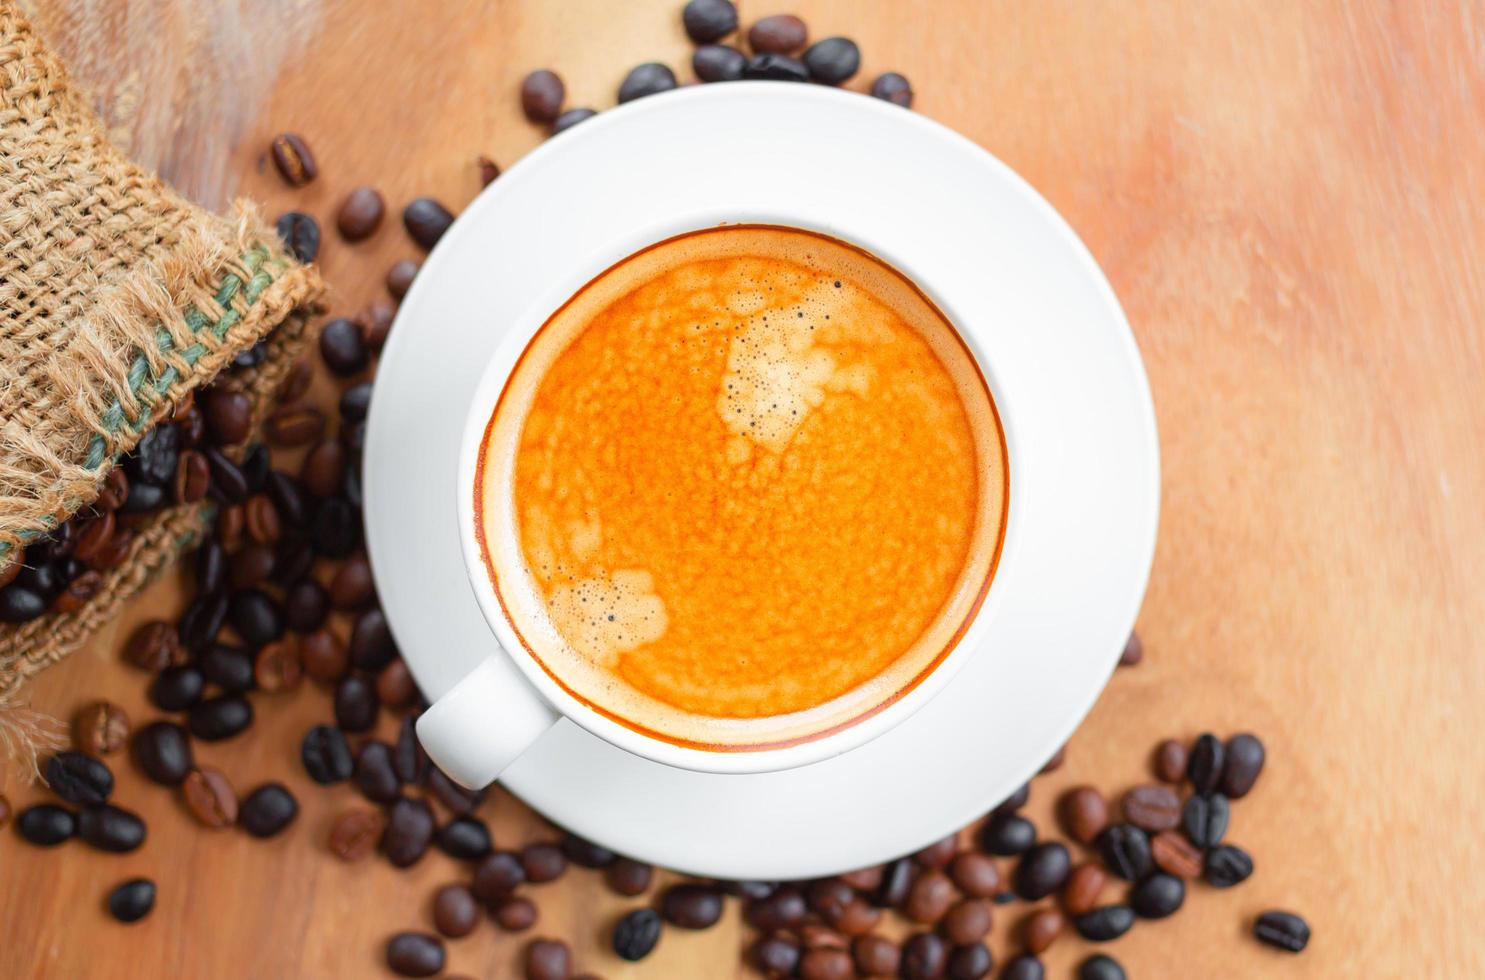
[544,570,669,666]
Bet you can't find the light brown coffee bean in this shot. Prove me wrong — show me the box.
[376,658,417,708]
[432,884,480,938]
[494,896,538,931]
[72,512,116,565]
[524,938,570,980]
[1151,830,1204,878]
[838,865,883,892]
[202,388,253,446]
[300,629,348,682]
[832,899,881,937]
[1023,907,1065,954]
[942,898,992,944]
[799,924,847,951]
[173,449,210,503]
[1061,863,1106,916]
[245,495,282,545]
[182,766,238,828]
[905,869,954,924]
[278,357,314,404]
[329,808,386,861]
[360,300,396,351]
[749,13,808,53]
[1059,786,1109,844]
[74,701,129,755]
[799,947,852,980]
[270,132,317,186]
[949,852,1001,898]
[329,556,376,609]
[266,406,326,446]
[89,527,133,570]
[337,186,386,241]
[1121,784,1182,832]
[52,570,102,613]
[852,934,900,977]
[1154,739,1188,783]
[124,620,182,671]
[97,467,130,511]
[254,639,302,692]
[386,259,420,300]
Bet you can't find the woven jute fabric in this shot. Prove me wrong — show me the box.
[0,1,323,772]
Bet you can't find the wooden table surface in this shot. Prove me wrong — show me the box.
[4,1,1483,976]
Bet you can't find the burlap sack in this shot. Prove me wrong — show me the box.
[0,1,323,769]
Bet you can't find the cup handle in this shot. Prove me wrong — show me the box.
[416,652,560,789]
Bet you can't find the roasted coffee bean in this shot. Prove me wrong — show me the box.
[871,71,914,107]
[1122,784,1182,832]
[382,796,435,867]
[72,513,116,564]
[266,470,308,529]
[831,898,880,936]
[194,539,226,596]
[914,834,958,868]
[494,896,538,931]
[270,132,317,185]
[353,301,393,353]
[900,931,947,980]
[0,584,46,622]
[1188,732,1225,794]
[266,406,325,447]
[386,258,420,298]
[432,884,480,938]
[837,866,880,892]
[1040,745,1068,774]
[229,545,274,592]
[338,380,373,422]
[216,503,245,550]
[74,701,129,756]
[204,448,249,503]
[1097,824,1153,881]
[187,694,253,741]
[618,62,677,103]
[340,418,366,455]
[943,898,992,945]
[749,13,807,53]
[612,907,662,961]
[524,939,571,980]
[521,70,566,123]
[1154,738,1188,783]
[1002,955,1045,980]
[852,934,899,976]
[149,665,205,711]
[239,783,297,837]
[301,442,347,501]
[254,639,302,692]
[872,856,913,908]
[15,558,63,599]
[77,803,146,852]
[1015,842,1071,900]
[229,589,283,648]
[97,467,130,510]
[981,811,1036,855]
[557,831,614,868]
[1118,631,1143,666]
[107,878,156,923]
[301,724,354,783]
[692,43,747,82]
[1151,830,1203,878]
[520,841,567,882]
[802,37,859,84]
[800,948,853,980]
[346,609,393,671]
[742,53,809,82]
[178,591,229,653]
[329,807,386,861]
[1222,733,1265,798]
[1203,844,1254,887]
[1130,872,1184,919]
[276,211,320,262]
[663,884,723,929]
[1183,793,1231,849]
[283,579,328,633]
[1063,862,1107,916]
[1057,787,1108,846]
[337,186,385,241]
[1253,910,1310,953]
[182,766,237,828]
[403,197,455,250]
[277,356,314,405]
[320,317,368,376]
[300,628,347,682]
[128,423,180,485]
[949,852,1000,897]
[244,441,271,490]
[1075,905,1135,942]
[995,783,1030,812]
[472,851,527,901]
[355,741,402,804]
[386,932,445,978]
[328,557,374,610]
[270,538,315,587]
[44,751,114,806]
[16,803,76,845]
[682,0,736,42]
[808,878,854,920]
[550,107,596,135]
[426,767,484,816]
[311,497,359,558]
[600,856,652,896]
[946,942,992,980]
[87,527,134,570]
[746,887,807,931]
[905,869,955,924]
[132,721,193,785]
[51,568,100,613]
[124,620,179,670]
[436,816,491,861]
[174,401,207,447]
[392,717,428,784]
[1079,954,1127,980]
[375,658,417,708]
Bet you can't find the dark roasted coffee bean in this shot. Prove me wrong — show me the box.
[472,851,527,901]
[746,887,807,931]
[1122,783,1182,832]
[360,299,396,350]
[178,591,229,653]
[278,357,313,404]
[489,896,534,932]
[270,538,315,587]
[349,608,395,670]
[1154,738,1188,783]
[182,766,238,828]
[44,751,114,806]
[1130,872,1184,919]
[392,716,428,784]
[1060,786,1109,844]
[995,783,1030,812]
[386,258,420,298]
[194,539,226,595]
[229,588,283,648]
[683,0,736,42]
[1097,824,1153,881]
[311,497,359,558]
[428,883,479,939]
[851,934,898,976]
[386,932,445,977]
[1253,910,1310,953]
[693,44,747,82]
[72,513,116,564]
[1079,954,1127,980]
[26,527,70,564]
[17,803,76,845]
[51,568,101,613]
[355,740,402,803]
[187,695,253,741]
[662,883,723,929]
[1015,841,1071,900]
[301,724,354,784]
[900,931,947,980]
[946,942,992,980]
[216,503,245,549]
[107,878,156,923]
[232,342,266,369]
[300,628,347,682]
[403,197,455,250]
[1182,792,1230,849]
[371,662,413,715]
[74,700,129,756]
[302,441,347,500]
[1063,863,1107,916]
[128,423,180,485]
[132,721,192,784]
[336,379,373,422]
[550,107,596,135]
[283,578,328,633]
[436,815,491,861]
[337,185,385,241]
[266,405,325,447]
[905,869,955,924]
[205,447,248,503]
[1222,733,1265,798]
[808,878,854,920]
[605,857,653,896]
[1150,829,1204,878]
[1188,732,1225,794]
[230,544,276,591]
[520,841,567,882]
[872,856,913,908]
[1203,844,1254,887]
[560,831,615,868]
[913,834,958,868]
[0,584,46,623]
[382,797,435,867]
[943,898,992,945]
[276,210,320,262]
[87,526,132,570]
[97,467,129,510]
[1002,955,1045,980]
[239,782,297,837]
[328,807,385,861]
[425,766,484,816]
[525,939,571,980]
[243,443,268,495]
[520,70,566,123]
[340,417,366,456]
[270,132,317,185]
[77,803,146,852]
[612,907,662,961]
[149,666,205,711]
[1040,745,1068,774]
[749,13,807,53]
[949,852,1000,897]
[265,470,307,529]
[14,557,63,598]
[743,53,809,82]
[802,37,859,84]
[320,317,368,376]
[871,71,913,107]
[618,62,677,103]
[981,810,1036,855]
[1075,905,1135,942]
[1118,631,1143,666]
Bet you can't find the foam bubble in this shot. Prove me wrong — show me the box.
[545,570,668,666]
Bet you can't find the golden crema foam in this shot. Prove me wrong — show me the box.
[474,225,1008,750]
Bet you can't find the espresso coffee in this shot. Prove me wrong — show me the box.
[474,225,1007,750]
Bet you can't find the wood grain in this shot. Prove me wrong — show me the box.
[5,1,1483,976]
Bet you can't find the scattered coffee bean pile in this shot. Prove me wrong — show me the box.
[7,2,1312,975]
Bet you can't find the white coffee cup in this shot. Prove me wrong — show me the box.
[415,213,1025,789]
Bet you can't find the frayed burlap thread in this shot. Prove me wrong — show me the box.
[0,1,323,772]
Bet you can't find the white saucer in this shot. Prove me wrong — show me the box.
[363,83,1158,879]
